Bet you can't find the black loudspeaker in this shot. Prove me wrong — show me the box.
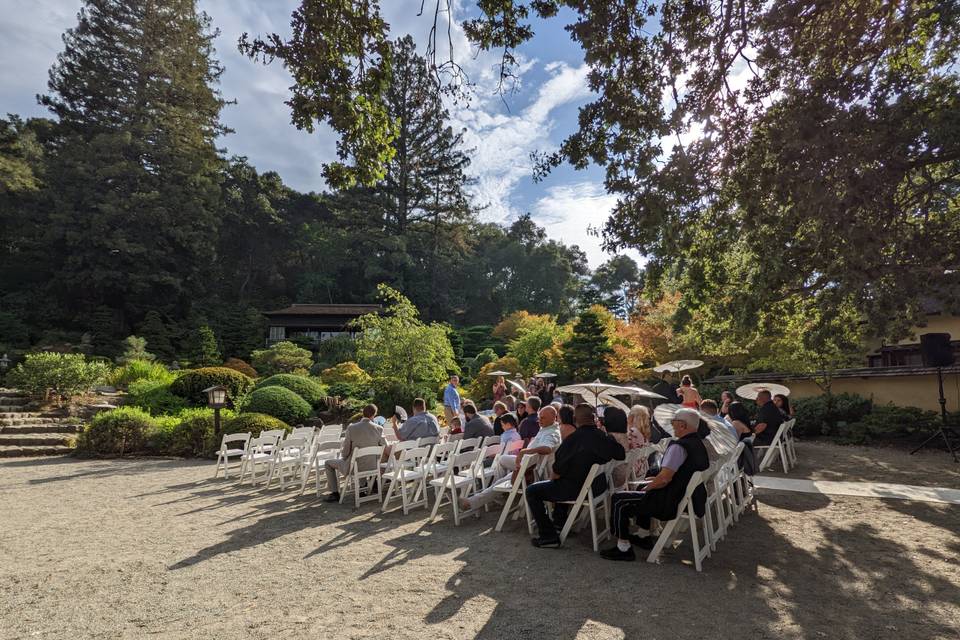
[920,333,954,368]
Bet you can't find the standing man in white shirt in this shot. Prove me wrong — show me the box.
[442,375,461,426]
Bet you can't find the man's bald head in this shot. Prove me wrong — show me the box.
[538,405,557,427]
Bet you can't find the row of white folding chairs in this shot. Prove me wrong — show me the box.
[214,426,341,485]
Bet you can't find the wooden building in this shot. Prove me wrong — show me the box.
[263,304,381,345]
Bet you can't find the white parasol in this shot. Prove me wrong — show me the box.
[506,379,528,397]
[597,392,631,412]
[535,372,558,378]
[653,359,704,374]
[653,403,738,456]
[736,382,791,400]
[557,380,666,406]
[487,370,512,376]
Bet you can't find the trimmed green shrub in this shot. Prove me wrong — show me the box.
[109,359,175,388]
[164,408,236,458]
[320,361,371,386]
[169,366,254,406]
[793,393,872,437]
[8,352,110,400]
[312,335,358,371]
[77,407,156,455]
[250,341,313,376]
[126,379,188,416]
[833,404,943,444]
[243,386,312,425]
[255,374,327,409]
[223,357,258,378]
[222,412,290,438]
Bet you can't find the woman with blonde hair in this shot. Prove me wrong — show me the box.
[626,404,651,479]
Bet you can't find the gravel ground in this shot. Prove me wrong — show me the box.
[1,443,958,640]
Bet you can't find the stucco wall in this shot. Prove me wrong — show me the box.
[769,372,960,412]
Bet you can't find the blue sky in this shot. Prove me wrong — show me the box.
[0,0,640,268]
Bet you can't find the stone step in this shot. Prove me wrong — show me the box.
[0,433,75,447]
[0,400,30,408]
[1,423,81,434]
[0,445,73,457]
[0,418,61,427]
[0,411,42,418]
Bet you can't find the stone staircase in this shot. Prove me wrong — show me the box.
[0,391,81,457]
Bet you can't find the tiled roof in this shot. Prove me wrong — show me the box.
[263,304,381,316]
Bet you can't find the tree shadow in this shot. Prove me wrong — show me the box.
[0,455,198,486]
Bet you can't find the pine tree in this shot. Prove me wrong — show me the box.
[136,311,175,361]
[562,306,614,382]
[191,325,221,366]
[40,0,228,327]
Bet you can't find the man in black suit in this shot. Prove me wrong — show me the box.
[753,390,784,446]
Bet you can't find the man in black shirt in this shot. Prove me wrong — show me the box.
[525,403,625,548]
[651,374,680,405]
[753,390,784,446]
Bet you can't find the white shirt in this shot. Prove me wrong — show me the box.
[527,424,561,451]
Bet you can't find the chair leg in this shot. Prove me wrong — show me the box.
[495,490,517,532]
[647,518,679,564]
[588,503,599,552]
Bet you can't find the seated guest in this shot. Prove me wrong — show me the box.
[627,405,652,479]
[462,402,494,443]
[558,404,576,440]
[394,397,440,441]
[518,396,542,443]
[526,403,625,548]
[515,398,529,425]
[720,390,734,418]
[460,407,560,512]
[602,407,633,489]
[503,394,517,412]
[498,413,522,452]
[726,401,753,437]
[601,408,710,560]
[699,398,736,440]
[449,416,463,435]
[325,404,387,503]
[753,390,784,446]
[491,401,509,435]
[774,393,795,418]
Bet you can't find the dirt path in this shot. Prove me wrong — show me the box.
[1,445,958,640]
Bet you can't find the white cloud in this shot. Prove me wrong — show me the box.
[533,181,644,268]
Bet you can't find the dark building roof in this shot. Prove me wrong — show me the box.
[704,364,960,384]
[263,304,381,317]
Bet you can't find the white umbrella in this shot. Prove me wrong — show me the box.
[557,380,665,406]
[596,392,630,412]
[653,403,738,456]
[486,370,512,376]
[736,382,791,400]
[535,372,558,378]
[653,359,704,374]
[506,379,528,397]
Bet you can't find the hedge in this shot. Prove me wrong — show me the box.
[222,413,290,438]
[76,407,158,456]
[255,373,327,409]
[243,386,312,425]
[169,366,254,406]
[222,357,259,378]
[127,379,188,416]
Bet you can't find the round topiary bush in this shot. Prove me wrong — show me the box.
[222,357,259,378]
[169,366,254,406]
[255,374,327,409]
[77,406,157,456]
[222,412,291,438]
[243,386,312,425]
[126,379,188,416]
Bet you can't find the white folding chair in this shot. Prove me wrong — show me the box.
[417,435,439,448]
[425,442,457,480]
[339,445,384,508]
[214,432,250,479]
[556,462,612,552]
[647,470,712,572]
[381,446,430,514]
[782,419,798,466]
[493,453,540,533]
[299,439,342,496]
[455,437,481,453]
[318,425,343,441]
[238,435,278,484]
[428,449,482,525]
[755,420,793,473]
[290,426,316,444]
[259,429,286,454]
[464,443,503,490]
[445,433,463,444]
[265,437,309,490]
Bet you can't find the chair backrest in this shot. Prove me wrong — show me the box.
[428,442,457,469]
[279,436,308,454]
[247,435,275,453]
[319,425,342,438]
[315,439,341,453]
[417,436,439,447]
[482,435,501,447]
[220,432,250,449]
[383,429,399,443]
[350,445,384,470]
[290,427,315,443]
[481,443,502,460]
[260,429,285,443]
[394,440,419,453]
[456,437,480,453]
[446,432,463,443]
[447,449,481,482]
[535,453,554,481]
[399,445,430,472]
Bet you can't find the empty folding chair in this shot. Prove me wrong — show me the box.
[424,441,457,480]
[381,446,430,514]
[214,432,250,480]
[556,463,611,552]
[428,449,482,525]
[782,418,798,467]
[259,429,286,454]
[455,437,481,453]
[266,437,309,490]
[338,445,385,508]
[238,435,277,484]
[646,470,712,572]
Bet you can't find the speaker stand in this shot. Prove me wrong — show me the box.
[910,367,959,463]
